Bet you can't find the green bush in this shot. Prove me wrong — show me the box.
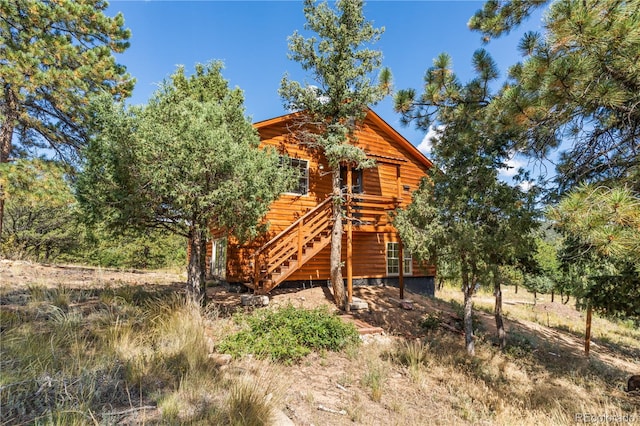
[504,332,534,359]
[218,305,360,363]
[419,312,441,332]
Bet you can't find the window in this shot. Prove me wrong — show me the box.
[340,165,363,194]
[386,242,412,276]
[281,157,309,195]
[211,238,227,279]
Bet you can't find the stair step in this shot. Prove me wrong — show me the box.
[253,199,334,292]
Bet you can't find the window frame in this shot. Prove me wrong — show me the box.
[211,238,227,279]
[386,242,412,276]
[281,157,309,196]
[340,165,363,194]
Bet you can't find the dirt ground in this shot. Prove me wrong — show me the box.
[0,259,184,289]
[2,260,638,425]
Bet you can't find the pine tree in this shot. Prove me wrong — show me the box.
[470,0,640,191]
[279,0,390,308]
[0,0,133,241]
[550,185,640,318]
[78,62,293,302]
[548,184,640,354]
[394,50,538,354]
[0,159,77,260]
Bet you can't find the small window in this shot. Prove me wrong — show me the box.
[386,242,412,276]
[340,165,363,194]
[211,238,227,279]
[281,157,309,195]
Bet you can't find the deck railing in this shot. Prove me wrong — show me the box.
[251,193,401,292]
[350,194,400,226]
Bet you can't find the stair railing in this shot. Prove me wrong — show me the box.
[253,197,333,289]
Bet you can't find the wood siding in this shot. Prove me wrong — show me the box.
[288,232,436,282]
[209,110,436,285]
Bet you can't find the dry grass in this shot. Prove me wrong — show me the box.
[273,283,639,425]
[0,269,285,425]
[437,284,640,353]
[317,330,639,425]
[1,262,638,425]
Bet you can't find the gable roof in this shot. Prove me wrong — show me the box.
[253,109,433,169]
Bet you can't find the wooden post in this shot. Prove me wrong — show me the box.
[297,220,304,264]
[396,164,402,200]
[346,164,353,310]
[396,164,404,300]
[398,238,404,300]
[253,249,260,292]
[585,304,592,357]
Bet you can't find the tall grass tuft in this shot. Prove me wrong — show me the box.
[224,377,275,426]
[112,295,214,391]
[362,361,386,402]
[393,339,430,371]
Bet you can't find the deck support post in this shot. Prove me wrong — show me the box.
[346,164,353,311]
[396,164,404,300]
[398,238,404,300]
[253,253,260,293]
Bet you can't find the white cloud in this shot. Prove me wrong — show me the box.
[499,152,525,178]
[417,124,443,156]
[518,180,535,192]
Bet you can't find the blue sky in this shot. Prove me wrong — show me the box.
[107,0,544,177]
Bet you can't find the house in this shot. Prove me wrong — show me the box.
[207,109,436,297]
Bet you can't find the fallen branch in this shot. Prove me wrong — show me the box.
[102,406,157,417]
[318,404,347,415]
[336,384,349,393]
[439,322,464,335]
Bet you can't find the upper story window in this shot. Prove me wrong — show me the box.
[340,165,363,194]
[281,157,309,195]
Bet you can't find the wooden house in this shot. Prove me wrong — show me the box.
[207,109,436,297]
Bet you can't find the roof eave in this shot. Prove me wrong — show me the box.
[252,109,434,170]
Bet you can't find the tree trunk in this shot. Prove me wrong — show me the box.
[514,283,518,294]
[1,85,19,245]
[187,226,207,304]
[330,168,346,307]
[461,259,475,356]
[584,304,592,357]
[463,284,475,356]
[493,266,506,350]
[1,85,16,164]
[551,289,555,303]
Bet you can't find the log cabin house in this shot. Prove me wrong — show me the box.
[207,109,436,298]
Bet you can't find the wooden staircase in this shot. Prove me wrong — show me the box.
[251,197,333,294]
